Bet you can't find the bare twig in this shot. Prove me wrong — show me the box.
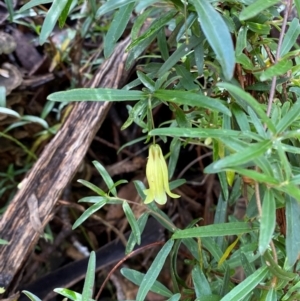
[266,0,293,117]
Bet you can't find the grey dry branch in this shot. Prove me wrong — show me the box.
[0,36,132,291]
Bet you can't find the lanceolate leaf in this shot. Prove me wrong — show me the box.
[154,90,231,116]
[239,0,279,21]
[259,188,276,254]
[192,265,212,298]
[82,251,95,301]
[280,18,300,56]
[220,266,269,301]
[96,0,136,17]
[39,0,69,45]
[121,268,173,298]
[217,83,276,133]
[260,60,293,81]
[286,196,300,267]
[136,240,174,301]
[48,88,144,102]
[205,140,272,173]
[122,202,141,245]
[18,0,52,12]
[149,128,258,141]
[172,222,258,239]
[191,0,235,80]
[276,98,300,133]
[104,2,135,58]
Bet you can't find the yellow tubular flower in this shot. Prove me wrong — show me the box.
[144,144,180,205]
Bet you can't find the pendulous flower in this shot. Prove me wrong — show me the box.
[143,144,180,205]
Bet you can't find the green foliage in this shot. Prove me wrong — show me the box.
[15,0,300,300]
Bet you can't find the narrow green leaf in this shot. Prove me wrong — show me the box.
[58,0,73,28]
[88,0,97,15]
[4,0,14,21]
[231,167,279,185]
[278,182,300,202]
[247,106,266,137]
[137,71,155,92]
[0,107,20,119]
[295,0,300,24]
[220,266,269,301]
[158,36,203,77]
[22,291,42,301]
[22,115,48,129]
[172,222,258,239]
[195,296,221,301]
[0,238,8,245]
[236,53,254,70]
[219,265,231,296]
[192,265,212,298]
[194,42,204,75]
[276,98,300,133]
[82,251,95,301]
[240,252,255,278]
[166,294,181,301]
[153,89,231,116]
[239,0,279,21]
[39,0,69,45]
[127,10,177,51]
[217,83,276,133]
[232,104,250,132]
[96,0,136,17]
[157,28,169,61]
[263,251,296,281]
[118,135,147,152]
[214,194,228,247]
[126,213,148,254]
[72,199,107,230]
[175,65,199,90]
[191,0,235,80]
[235,26,248,56]
[78,196,107,203]
[136,240,174,301]
[260,60,293,81]
[53,288,82,301]
[286,196,300,267]
[121,268,173,297]
[168,138,181,179]
[104,2,134,58]
[259,188,276,254]
[282,281,300,300]
[48,88,144,102]
[247,22,270,35]
[18,0,52,13]
[174,106,190,128]
[147,202,177,232]
[266,288,276,301]
[131,6,153,40]
[149,127,255,140]
[281,18,300,56]
[77,179,106,196]
[122,202,141,245]
[205,140,272,173]
[274,141,291,180]
[93,161,117,196]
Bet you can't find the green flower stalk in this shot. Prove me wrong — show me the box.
[144,144,180,205]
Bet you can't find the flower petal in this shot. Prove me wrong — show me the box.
[143,189,154,204]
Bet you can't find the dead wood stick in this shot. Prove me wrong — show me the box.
[0,36,131,290]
